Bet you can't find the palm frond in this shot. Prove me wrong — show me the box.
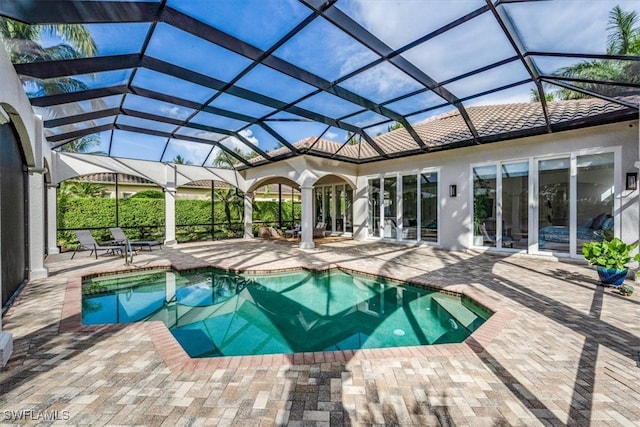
[606,5,639,55]
[49,24,97,57]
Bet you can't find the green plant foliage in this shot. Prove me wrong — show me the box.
[253,200,301,223]
[176,200,212,225]
[57,198,165,249]
[582,238,640,270]
[129,190,164,198]
[620,284,634,296]
[57,196,301,249]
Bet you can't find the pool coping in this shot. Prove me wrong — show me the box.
[60,262,516,372]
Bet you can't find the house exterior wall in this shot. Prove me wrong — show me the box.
[0,40,41,367]
[355,120,639,252]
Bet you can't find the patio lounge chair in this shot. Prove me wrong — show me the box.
[284,225,300,238]
[72,230,124,259]
[313,222,326,238]
[479,223,513,248]
[109,227,162,251]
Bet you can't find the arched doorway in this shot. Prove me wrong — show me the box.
[0,121,28,307]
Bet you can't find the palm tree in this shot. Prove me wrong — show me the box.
[171,155,192,165]
[606,5,640,55]
[212,146,257,169]
[0,18,96,87]
[555,5,640,100]
[59,134,103,153]
[529,88,555,103]
[213,187,243,227]
[386,121,404,132]
[62,180,105,198]
[0,17,100,152]
[346,131,361,145]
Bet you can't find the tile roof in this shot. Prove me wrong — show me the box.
[247,97,637,166]
[72,173,300,193]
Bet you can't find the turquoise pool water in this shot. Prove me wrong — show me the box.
[82,269,490,358]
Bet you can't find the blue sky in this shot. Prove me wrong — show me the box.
[31,0,637,165]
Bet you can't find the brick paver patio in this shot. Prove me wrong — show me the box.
[1,239,639,426]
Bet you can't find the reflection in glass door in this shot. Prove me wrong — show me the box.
[502,162,528,250]
[315,188,323,227]
[384,177,397,238]
[402,175,417,240]
[335,185,345,232]
[420,172,438,242]
[538,158,570,253]
[324,186,333,232]
[368,178,380,237]
[473,166,497,247]
[577,153,614,253]
[345,187,353,233]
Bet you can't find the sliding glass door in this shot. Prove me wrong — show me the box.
[537,152,615,255]
[473,165,497,247]
[576,153,614,253]
[368,178,380,237]
[368,171,439,242]
[402,175,417,241]
[383,177,397,238]
[502,162,528,250]
[538,158,570,253]
[473,162,528,250]
[420,172,438,242]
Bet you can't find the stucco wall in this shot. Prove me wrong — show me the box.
[0,39,37,167]
[355,120,639,252]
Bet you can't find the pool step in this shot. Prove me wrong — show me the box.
[431,295,484,332]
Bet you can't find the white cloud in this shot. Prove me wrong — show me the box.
[338,0,626,108]
[342,0,485,50]
[325,131,338,140]
[160,105,188,120]
[217,129,260,155]
[341,61,420,102]
[167,138,212,163]
[239,129,258,145]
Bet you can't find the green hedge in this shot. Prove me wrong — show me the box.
[57,197,300,250]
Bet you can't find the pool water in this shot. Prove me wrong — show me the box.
[82,269,490,358]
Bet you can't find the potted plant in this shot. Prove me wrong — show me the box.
[582,238,640,287]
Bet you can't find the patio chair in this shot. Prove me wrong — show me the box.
[313,222,326,238]
[72,230,124,259]
[284,224,300,238]
[109,227,162,251]
[479,223,513,248]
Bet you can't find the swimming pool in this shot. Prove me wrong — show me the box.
[82,268,491,358]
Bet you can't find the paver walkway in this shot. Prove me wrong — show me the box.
[1,239,639,426]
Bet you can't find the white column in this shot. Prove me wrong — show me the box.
[46,184,60,254]
[243,192,254,239]
[164,164,176,245]
[28,167,48,279]
[164,186,177,245]
[300,185,315,249]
